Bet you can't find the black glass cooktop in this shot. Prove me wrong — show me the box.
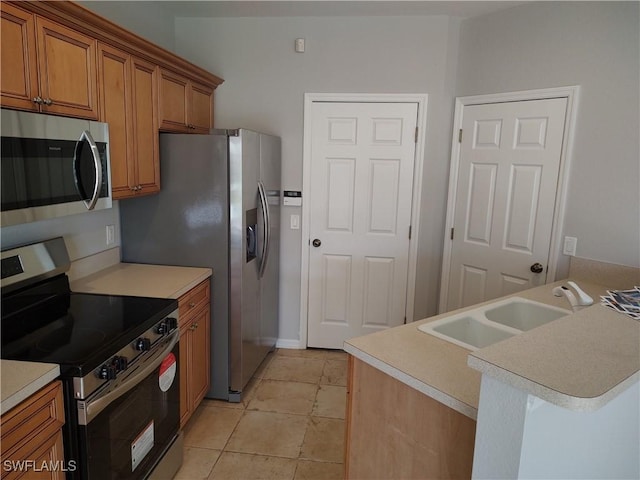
[1,275,177,377]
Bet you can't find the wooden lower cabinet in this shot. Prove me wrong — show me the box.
[0,381,66,480]
[178,279,211,428]
[345,356,476,480]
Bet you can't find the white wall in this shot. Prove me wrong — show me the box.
[456,1,640,269]
[77,1,175,52]
[473,375,640,479]
[33,1,636,345]
[0,205,120,261]
[173,15,461,343]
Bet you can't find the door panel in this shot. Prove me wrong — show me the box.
[446,98,567,311]
[323,255,351,324]
[1,4,39,111]
[36,17,98,118]
[132,57,159,194]
[362,257,395,327]
[308,102,418,348]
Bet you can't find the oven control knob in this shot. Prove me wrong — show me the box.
[135,337,151,351]
[112,356,128,372]
[98,364,117,380]
[156,322,167,335]
[166,317,178,331]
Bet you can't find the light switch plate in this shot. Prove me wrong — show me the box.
[106,225,115,245]
[563,236,577,256]
[290,214,300,230]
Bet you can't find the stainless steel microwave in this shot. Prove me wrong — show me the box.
[1,109,112,227]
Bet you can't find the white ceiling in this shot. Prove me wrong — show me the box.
[155,1,529,19]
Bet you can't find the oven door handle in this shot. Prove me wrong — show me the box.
[78,330,179,426]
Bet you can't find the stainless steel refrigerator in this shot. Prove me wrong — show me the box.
[119,129,280,401]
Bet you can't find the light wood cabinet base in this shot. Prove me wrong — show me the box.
[345,356,476,479]
[0,381,66,480]
[178,279,211,428]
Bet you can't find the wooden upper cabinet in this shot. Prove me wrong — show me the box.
[131,57,160,196]
[0,4,98,119]
[2,0,222,199]
[98,43,159,199]
[190,81,215,131]
[98,43,134,198]
[159,68,214,133]
[0,3,39,111]
[36,16,98,119]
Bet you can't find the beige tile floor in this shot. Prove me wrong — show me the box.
[175,348,348,480]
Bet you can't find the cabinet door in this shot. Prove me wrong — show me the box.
[189,81,214,133]
[1,381,65,480]
[132,58,160,195]
[159,68,189,132]
[190,306,211,409]
[0,4,39,111]
[35,16,98,119]
[98,43,135,199]
[179,323,191,428]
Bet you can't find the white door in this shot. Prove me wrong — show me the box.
[445,98,568,311]
[307,102,418,348]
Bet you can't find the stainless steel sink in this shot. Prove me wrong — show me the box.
[418,297,571,350]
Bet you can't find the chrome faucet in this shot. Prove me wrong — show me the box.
[553,281,594,312]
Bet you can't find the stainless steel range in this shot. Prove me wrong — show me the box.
[1,237,183,479]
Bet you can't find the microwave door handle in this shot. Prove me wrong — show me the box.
[74,130,102,210]
[257,181,271,278]
[78,330,179,425]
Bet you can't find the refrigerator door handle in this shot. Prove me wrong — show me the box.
[258,180,271,278]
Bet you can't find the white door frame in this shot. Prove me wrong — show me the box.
[300,93,428,348]
[438,85,580,313]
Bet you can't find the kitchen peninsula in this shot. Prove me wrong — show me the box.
[344,264,640,479]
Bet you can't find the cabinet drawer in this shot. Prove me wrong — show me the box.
[1,381,64,458]
[178,279,210,324]
[2,430,65,480]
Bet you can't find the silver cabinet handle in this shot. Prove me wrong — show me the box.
[257,181,271,278]
[32,96,44,104]
[73,130,103,210]
[43,98,53,105]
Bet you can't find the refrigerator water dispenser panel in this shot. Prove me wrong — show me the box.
[246,208,258,262]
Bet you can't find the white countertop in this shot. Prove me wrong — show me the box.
[1,360,60,415]
[70,262,212,299]
[344,279,640,418]
[468,303,640,411]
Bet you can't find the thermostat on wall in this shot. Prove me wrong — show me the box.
[283,190,302,206]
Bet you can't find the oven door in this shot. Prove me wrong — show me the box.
[75,333,180,480]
